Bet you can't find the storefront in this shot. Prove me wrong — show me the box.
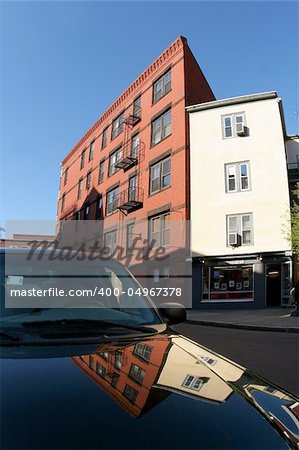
[192,253,292,309]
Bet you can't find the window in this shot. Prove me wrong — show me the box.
[98,160,105,184]
[134,343,153,362]
[131,133,139,159]
[106,186,119,215]
[75,211,81,231]
[225,162,250,192]
[222,112,246,138]
[83,203,90,220]
[80,149,86,169]
[150,157,171,194]
[129,175,137,201]
[149,212,170,248]
[123,384,138,404]
[96,363,106,378]
[98,351,108,360]
[202,266,253,301]
[111,374,119,388]
[61,194,66,213]
[102,127,108,149]
[127,223,135,255]
[63,168,68,186]
[104,230,117,254]
[227,213,253,246]
[111,112,124,139]
[89,140,95,161]
[115,352,123,369]
[109,147,122,176]
[95,195,103,220]
[77,178,83,200]
[199,356,217,366]
[133,96,141,120]
[129,364,146,385]
[182,375,208,391]
[153,69,171,103]
[152,266,170,283]
[151,109,171,145]
[86,170,92,190]
[89,356,94,368]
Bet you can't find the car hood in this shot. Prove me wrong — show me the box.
[1,332,298,450]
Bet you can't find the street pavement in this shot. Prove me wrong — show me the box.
[186,307,299,332]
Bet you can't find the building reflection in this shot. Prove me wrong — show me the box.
[72,334,299,447]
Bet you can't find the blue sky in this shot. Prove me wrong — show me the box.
[0,1,298,232]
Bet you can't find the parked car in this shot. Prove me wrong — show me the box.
[1,248,298,450]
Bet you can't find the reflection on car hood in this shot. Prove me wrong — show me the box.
[1,332,298,450]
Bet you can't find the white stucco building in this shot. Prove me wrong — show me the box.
[187,92,293,308]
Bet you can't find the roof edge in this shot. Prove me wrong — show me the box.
[62,36,187,166]
[186,91,278,113]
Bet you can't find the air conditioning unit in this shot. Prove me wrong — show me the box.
[229,232,240,246]
[236,123,246,136]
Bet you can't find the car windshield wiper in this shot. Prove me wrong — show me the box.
[21,319,157,334]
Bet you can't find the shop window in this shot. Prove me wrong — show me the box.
[202,266,253,301]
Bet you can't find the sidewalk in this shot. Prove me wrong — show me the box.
[187,307,299,333]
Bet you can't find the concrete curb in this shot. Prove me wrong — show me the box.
[186,319,299,333]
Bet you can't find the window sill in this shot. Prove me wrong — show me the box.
[150,133,172,149]
[111,130,124,142]
[149,185,171,197]
[152,89,172,106]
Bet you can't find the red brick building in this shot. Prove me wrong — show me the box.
[57,36,215,255]
[72,338,171,417]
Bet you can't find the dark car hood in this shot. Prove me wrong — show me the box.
[1,333,298,450]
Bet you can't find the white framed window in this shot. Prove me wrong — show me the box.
[222,112,246,138]
[80,149,86,169]
[123,384,138,403]
[77,178,83,200]
[61,194,66,213]
[227,213,253,246]
[96,363,106,378]
[134,343,153,361]
[129,364,146,385]
[129,175,137,201]
[131,133,139,159]
[89,140,95,161]
[98,160,105,184]
[150,157,171,194]
[102,127,108,149]
[109,147,122,176]
[182,375,208,391]
[126,223,135,255]
[225,161,250,192]
[63,168,68,186]
[133,96,141,120]
[96,195,102,220]
[86,170,92,190]
[111,112,124,139]
[104,229,117,253]
[199,356,217,366]
[153,69,171,103]
[151,109,171,146]
[149,212,170,248]
[115,352,123,369]
[106,186,119,215]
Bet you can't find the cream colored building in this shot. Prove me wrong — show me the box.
[187,92,293,308]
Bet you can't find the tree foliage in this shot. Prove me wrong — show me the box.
[290,182,299,255]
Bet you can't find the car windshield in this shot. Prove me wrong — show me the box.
[0,251,163,338]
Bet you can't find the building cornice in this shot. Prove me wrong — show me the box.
[186,91,278,113]
[62,36,187,166]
